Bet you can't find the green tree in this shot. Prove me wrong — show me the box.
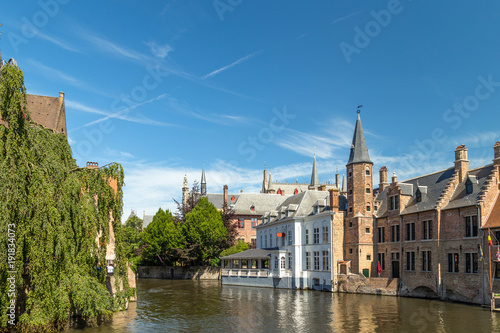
[0,63,130,331]
[141,208,184,266]
[219,240,249,258]
[120,213,143,270]
[182,197,228,265]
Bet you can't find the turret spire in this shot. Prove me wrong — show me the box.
[310,149,320,187]
[347,109,372,165]
[201,164,207,196]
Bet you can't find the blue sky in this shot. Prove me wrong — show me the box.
[3,1,500,220]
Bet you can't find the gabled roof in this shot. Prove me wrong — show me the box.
[0,93,67,135]
[347,113,372,165]
[231,193,289,215]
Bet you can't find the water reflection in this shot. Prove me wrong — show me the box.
[66,279,498,333]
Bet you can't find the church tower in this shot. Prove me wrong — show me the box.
[201,165,207,196]
[345,110,374,275]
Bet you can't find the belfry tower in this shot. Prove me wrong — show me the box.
[345,109,374,275]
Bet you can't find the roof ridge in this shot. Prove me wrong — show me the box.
[400,166,455,183]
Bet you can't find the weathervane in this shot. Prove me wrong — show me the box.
[357,105,363,114]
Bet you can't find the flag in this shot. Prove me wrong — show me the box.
[489,235,493,246]
[377,261,382,276]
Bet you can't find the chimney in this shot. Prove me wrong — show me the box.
[319,185,327,191]
[329,189,339,212]
[392,172,397,184]
[454,145,469,182]
[494,142,500,171]
[281,190,285,196]
[86,161,98,169]
[379,166,388,191]
[223,185,228,209]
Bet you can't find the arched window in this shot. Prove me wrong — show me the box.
[281,256,286,269]
[366,168,370,176]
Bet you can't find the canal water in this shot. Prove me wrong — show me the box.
[67,279,500,332]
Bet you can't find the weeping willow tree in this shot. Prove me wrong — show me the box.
[0,63,131,332]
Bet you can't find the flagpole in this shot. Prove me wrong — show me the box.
[489,228,493,294]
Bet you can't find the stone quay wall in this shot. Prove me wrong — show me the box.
[138,266,220,280]
[337,274,399,296]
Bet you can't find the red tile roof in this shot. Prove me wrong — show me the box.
[0,93,66,135]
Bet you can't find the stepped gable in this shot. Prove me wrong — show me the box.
[443,164,494,210]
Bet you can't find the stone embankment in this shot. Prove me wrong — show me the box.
[138,266,220,280]
[337,274,399,296]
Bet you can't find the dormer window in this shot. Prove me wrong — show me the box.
[416,189,422,203]
[250,205,255,211]
[465,178,473,194]
[294,188,298,195]
[231,196,235,202]
[277,188,282,195]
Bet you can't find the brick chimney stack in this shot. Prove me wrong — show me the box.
[86,161,98,169]
[454,145,469,182]
[494,142,500,172]
[379,166,388,192]
[329,189,339,212]
[223,185,228,209]
[392,172,397,184]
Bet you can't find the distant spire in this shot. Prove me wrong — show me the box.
[347,109,372,165]
[341,174,347,192]
[262,163,268,193]
[268,171,274,190]
[201,164,207,196]
[310,151,320,187]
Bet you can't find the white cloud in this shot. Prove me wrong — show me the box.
[145,41,173,58]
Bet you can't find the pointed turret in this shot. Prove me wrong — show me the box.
[268,172,275,194]
[310,154,320,188]
[341,174,347,193]
[347,113,372,166]
[201,165,207,196]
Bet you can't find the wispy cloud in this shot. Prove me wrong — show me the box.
[80,33,151,62]
[36,31,82,53]
[331,10,364,24]
[145,41,173,58]
[67,96,174,130]
[103,147,135,159]
[26,59,81,86]
[275,118,354,159]
[203,50,262,79]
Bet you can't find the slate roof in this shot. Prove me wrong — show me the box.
[375,164,495,217]
[206,193,289,215]
[232,193,289,215]
[206,193,239,210]
[260,190,343,225]
[443,164,494,210]
[398,167,455,215]
[0,93,67,135]
[347,113,372,165]
[220,248,272,260]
